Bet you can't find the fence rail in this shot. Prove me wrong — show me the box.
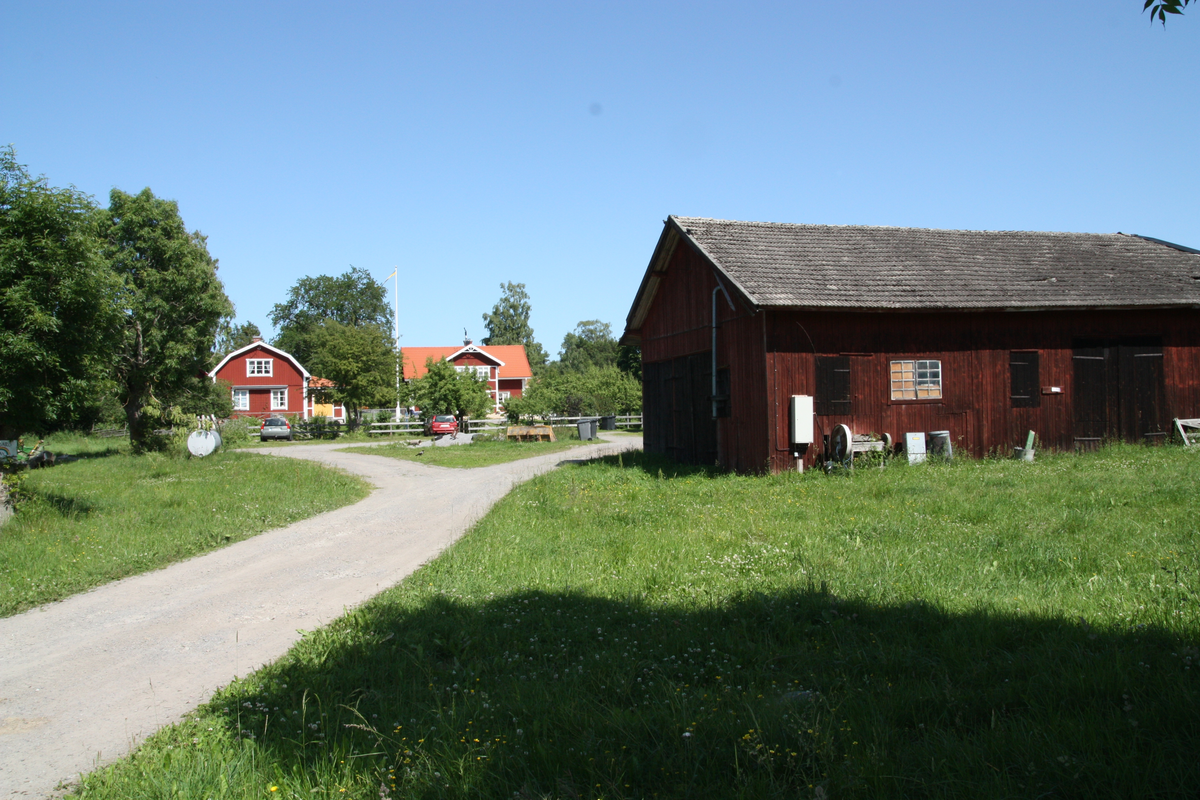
[365,414,642,436]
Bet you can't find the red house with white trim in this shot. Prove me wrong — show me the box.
[402,341,533,415]
[210,338,346,421]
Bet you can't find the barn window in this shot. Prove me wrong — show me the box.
[890,359,942,400]
[232,389,249,410]
[271,388,288,410]
[1010,351,1040,408]
[246,358,273,377]
[815,356,851,415]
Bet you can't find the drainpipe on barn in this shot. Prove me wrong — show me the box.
[711,280,735,420]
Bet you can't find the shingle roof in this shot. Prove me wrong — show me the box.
[671,216,1200,311]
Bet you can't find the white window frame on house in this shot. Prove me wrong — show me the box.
[271,388,288,410]
[890,359,942,400]
[454,365,491,379]
[497,391,511,402]
[246,358,273,377]
[232,388,249,411]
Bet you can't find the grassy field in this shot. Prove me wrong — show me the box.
[0,447,370,617]
[342,436,581,469]
[68,445,1199,799]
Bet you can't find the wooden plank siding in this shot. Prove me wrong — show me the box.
[762,308,1200,472]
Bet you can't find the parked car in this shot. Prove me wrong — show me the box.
[424,414,458,436]
[260,416,293,442]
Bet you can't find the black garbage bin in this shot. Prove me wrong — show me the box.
[600,415,617,431]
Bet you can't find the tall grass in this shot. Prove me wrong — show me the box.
[69,445,1200,798]
[1,450,370,616]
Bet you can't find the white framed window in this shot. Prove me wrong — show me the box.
[890,359,942,400]
[232,389,249,411]
[454,365,491,379]
[271,388,288,410]
[246,358,273,377]
[497,391,511,402]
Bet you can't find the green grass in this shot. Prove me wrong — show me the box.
[68,445,1200,799]
[0,450,370,617]
[341,437,581,469]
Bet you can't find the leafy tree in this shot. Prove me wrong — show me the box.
[481,281,548,367]
[1145,0,1191,24]
[106,188,233,451]
[617,343,642,382]
[411,358,491,419]
[559,320,619,372]
[212,317,261,362]
[270,266,389,364]
[506,365,640,421]
[0,148,122,439]
[305,320,397,425]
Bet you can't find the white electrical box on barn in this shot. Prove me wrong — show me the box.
[789,395,814,445]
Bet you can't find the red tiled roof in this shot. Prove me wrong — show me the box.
[402,345,533,380]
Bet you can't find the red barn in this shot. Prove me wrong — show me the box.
[402,341,533,415]
[210,338,344,421]
[621,216,1200,473]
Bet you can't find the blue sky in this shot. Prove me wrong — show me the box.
[4,1,1197,356]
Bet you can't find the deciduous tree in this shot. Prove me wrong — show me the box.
[106,188,233,451]
[270,266,389,364]
[212,318,261,362]
[306,320,397,425]
[0,148,122,439]
[411,358,491,419]
[481,281,548,367]
[558,320,619,372]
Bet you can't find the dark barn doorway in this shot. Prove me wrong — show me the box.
[1072,338,1168,449]
[643,354,718,466]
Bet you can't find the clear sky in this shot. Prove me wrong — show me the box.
[4,1,1197,356]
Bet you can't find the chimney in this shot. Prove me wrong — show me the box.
[252,336,263,343]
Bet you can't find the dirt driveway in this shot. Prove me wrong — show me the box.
[0,435,640,798]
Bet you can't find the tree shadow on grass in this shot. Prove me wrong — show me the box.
[114,587,1200,800]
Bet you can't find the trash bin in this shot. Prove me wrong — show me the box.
[600,415,617,431]
[577,420,594,441]
[928,430,953,460]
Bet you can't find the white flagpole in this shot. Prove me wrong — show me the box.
[392,267,401,422]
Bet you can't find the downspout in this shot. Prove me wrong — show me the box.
[711,280,735,419]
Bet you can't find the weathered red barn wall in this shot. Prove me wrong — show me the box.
[763,308,1200,472]
[640,243,772,472]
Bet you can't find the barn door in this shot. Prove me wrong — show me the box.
[1072,339,1166,448]
[1118,343,1168,443]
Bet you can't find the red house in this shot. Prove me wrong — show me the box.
[210,338,345,422]
[402,341,533,415]
[622,216,1200,473]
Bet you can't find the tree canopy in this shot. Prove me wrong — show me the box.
[481,281,548,367]
[0,148,122,439]
[106,187,233,451]
[212,318,262,362]
[411,358,492,419]
[306,320,397,423]
[270,266,389,364]
[558,320,619,372]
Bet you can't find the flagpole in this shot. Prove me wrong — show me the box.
[392,266,401,422]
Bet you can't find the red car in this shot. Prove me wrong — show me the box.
[424,414,458,436]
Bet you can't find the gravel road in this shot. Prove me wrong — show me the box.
[0,435,640,798]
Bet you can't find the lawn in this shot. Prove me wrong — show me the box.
[0,448,370,617]
[68,445,1199,799]
[341,435,581,469]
